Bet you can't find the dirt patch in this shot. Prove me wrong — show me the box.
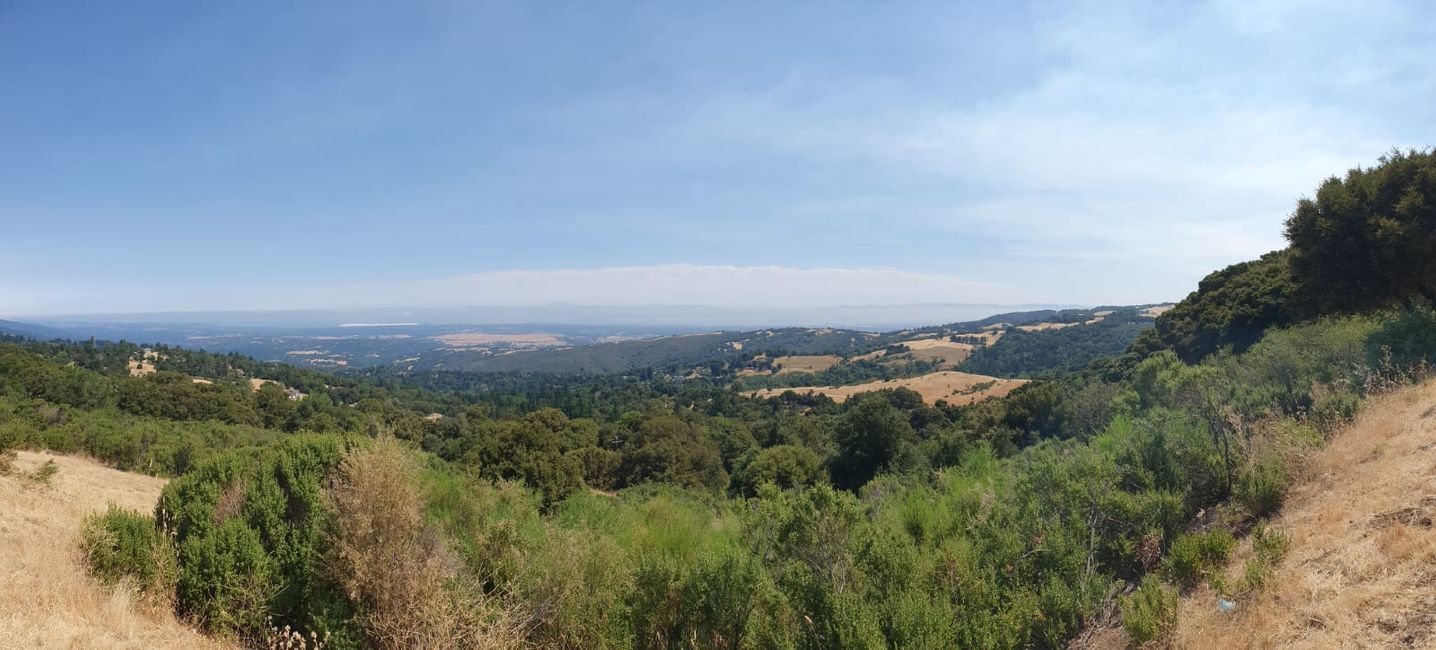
[1369,497,1436,530]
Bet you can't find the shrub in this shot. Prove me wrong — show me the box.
[27,459,58,486]
[159,436,361,644]
[328,437,518,649]
[176,517,277,641]
[1163,530,1235,589]
[1367,305,1436,372]
[1310,391,1359,433]
[81,505,177,602]
[1121,576,1178,647]
[516,526,634,649]
[1240,523,1289,593]
[738,444,825,495]
[1235,454,1290,518]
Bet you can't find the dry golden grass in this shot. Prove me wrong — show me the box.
[1173,380,1436,649]
[772,354,843,375]
[890,338,975,369]
[744,370,1026,405]
[0,451,232,649]
[1141,304,1176,318]
[1016,321,1080,332]
[1016,315,1107,332]
[851,349,886,362]
[327,438,520,650]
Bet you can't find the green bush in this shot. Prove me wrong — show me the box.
[159,436,363,645]
[1367,304,1436,375]
[1236,454,1290,518]
[737,444,825,495]
[176,517,276,640]
[1120,576,1178,646]
[1240,523,1289,593]
[1163,530,1235,589]
[81,505,177,600]
[1310,391,1360,433]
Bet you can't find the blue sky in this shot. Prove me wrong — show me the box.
[2,0,1432,316]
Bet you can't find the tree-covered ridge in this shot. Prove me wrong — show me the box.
[1132,251,1296,363]
[1138,149,1436,364]
[958,310,1153,377]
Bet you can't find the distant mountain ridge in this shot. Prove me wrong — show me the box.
[0,319,70,340]
[0,303,1171,376]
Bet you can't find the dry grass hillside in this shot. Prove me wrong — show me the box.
[0,451,231,649]
[1158,380,1436,649]
[744,370,1027,405]
[772,354,843,374]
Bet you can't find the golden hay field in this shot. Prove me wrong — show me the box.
[892,338,975,369]
[854,335,992,367]
[772,355,843,375]
[1141,304,1175,318]
[1015,313,1107,332]
[0,451,232,649]
[744,370,1027,405]
[1171,380,1436,649]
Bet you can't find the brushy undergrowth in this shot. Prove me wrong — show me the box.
[1121,575,1179,647]
[327,437,520,649]
[1239,523,1289,594]
[81,505,178,604]
[1163,530,1236,590]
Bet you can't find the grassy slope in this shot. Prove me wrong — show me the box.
[1174,379,1436,648]
[1078,379,1436,648]
[0,451,231,649]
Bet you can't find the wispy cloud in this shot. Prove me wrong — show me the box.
[4,265,1015,316]
[2,1,1430,316]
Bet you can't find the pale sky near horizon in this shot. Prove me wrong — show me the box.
[2,1,1432,317]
